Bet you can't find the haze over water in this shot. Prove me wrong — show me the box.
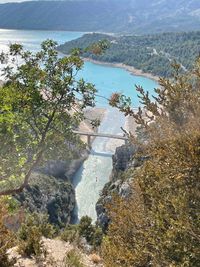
[0,29,158,221]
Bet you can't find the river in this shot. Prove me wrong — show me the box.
[0,29,158,222]
[73,108,125,222]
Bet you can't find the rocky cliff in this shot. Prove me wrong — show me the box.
[15,172,75,227]
[96,143,147,230]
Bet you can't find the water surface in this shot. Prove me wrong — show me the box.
[73,108,125,221]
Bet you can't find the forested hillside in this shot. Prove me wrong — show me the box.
[0,0,199,33]
[58,31,200,77]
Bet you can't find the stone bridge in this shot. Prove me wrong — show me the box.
[73,130,129,148]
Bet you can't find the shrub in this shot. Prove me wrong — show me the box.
[79,216,95,244]
[60,224,80,244]
[78,216,103,247]
[92,227,103,248]
[65,249,85,267]
[18,212,55,257]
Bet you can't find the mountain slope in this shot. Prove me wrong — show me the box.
[0,0,199,33]
[57,31,200,77]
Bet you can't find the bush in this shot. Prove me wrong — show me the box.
[60,224,80,244]
[18,212,55,257]
[65,249,85,267]
[79,216,103,247]
[79,216,94,244]
[92,227,103,248]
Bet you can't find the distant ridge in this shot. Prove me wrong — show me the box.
[57,31,200,77]
[0,0,199,33]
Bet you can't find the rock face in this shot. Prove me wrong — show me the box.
[111,144,137,180]
[15,148,89,227]
[96,144,143,230]
[16,172,75,227]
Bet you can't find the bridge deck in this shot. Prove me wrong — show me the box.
[73,130,128,141]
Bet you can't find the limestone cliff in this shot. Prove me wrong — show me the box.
[96,143,147,230]
[15,172,75,227]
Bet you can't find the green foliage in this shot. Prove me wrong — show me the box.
[102,59,200,266]
[58,31,200,77]
[0,39,97,196]
[79,216,94,244]
[18,212,55,257]
[60,218,103,248]
[92,226,104,248]
[4,196,20,213]
[65,249,85,267]
[60,224,80,244]
[79,216,103,248]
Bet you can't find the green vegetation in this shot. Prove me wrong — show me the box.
[61,216,103,248]
[0,40,96,196]
[18,213,55,256]
[60,224,80,244]
[0,0,199,34]
[65,249,85,267]
[79,216,103,248]
[102,60,200,266]
[58,31,200,77]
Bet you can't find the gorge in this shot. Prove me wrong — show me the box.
[0,28,157,224]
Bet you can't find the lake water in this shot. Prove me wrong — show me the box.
[0,28,157,107]
[0,29,158,221]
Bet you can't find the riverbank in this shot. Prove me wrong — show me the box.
[84,58,160,82]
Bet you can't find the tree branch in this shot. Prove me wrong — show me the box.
[0,148,44,196]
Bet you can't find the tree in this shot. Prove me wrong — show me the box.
[103,59,200,266]
[79,216,103,247]
[0,40,97,196]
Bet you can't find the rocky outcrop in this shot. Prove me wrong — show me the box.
[111,144,137,180]
[96,143,146,230]
[15,172,75,227]
[15,145,90,227]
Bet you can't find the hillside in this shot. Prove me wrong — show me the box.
[0,0,199,33]
[57,31,200,77]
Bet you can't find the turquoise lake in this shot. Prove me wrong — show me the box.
[0,29,157,107]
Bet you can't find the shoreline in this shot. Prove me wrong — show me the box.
[84,57,160,82]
